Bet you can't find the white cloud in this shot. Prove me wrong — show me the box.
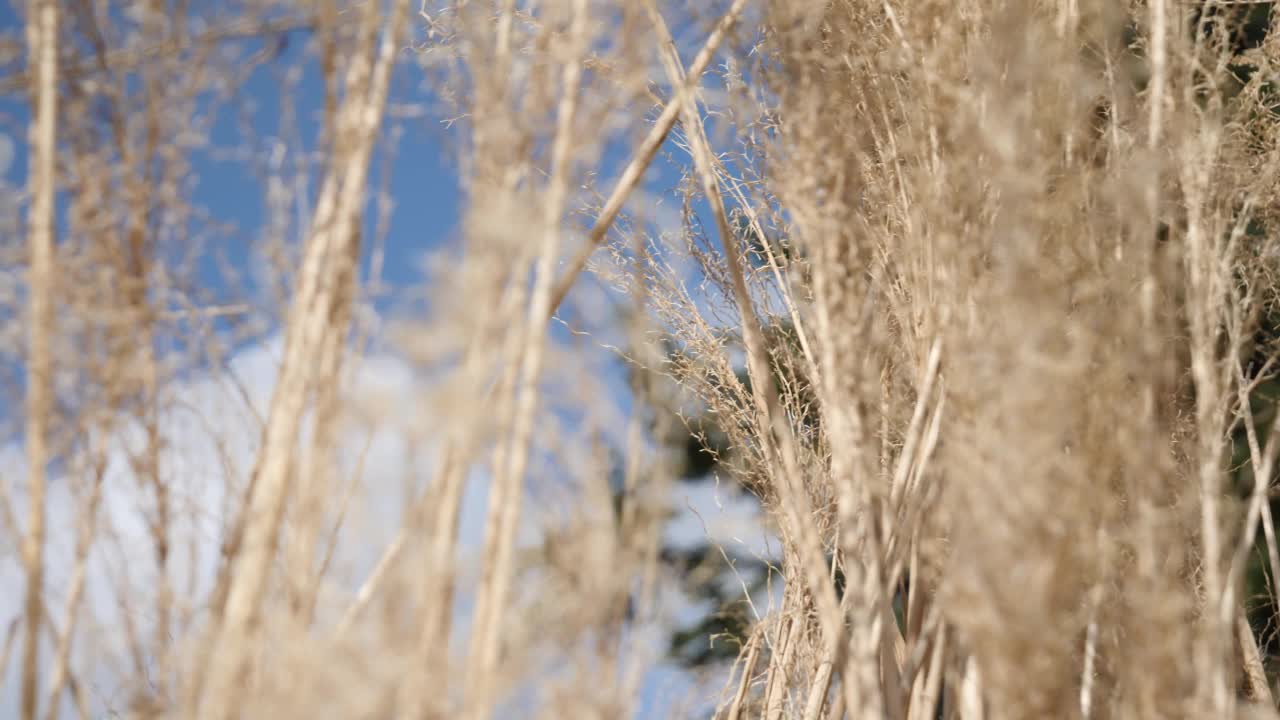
[0,330,772,717]
[0,133,12,178]
[665,476,777,562]
[0,335,505,716]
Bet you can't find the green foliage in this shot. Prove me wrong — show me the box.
[659,405,770,667]
[655,322,822,668]
[734,212,800,269]
[634,214,827,669]
[1232,302,1280,680]
[663,543,767,668]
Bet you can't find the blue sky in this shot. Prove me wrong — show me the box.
[0,1,461,324]
[0,3,775,717]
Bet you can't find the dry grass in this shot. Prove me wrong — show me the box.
[8,0,1280,718]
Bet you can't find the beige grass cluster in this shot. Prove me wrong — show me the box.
[9,0,1280,718]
